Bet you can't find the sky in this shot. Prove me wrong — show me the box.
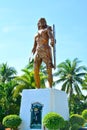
[0,0,87,75]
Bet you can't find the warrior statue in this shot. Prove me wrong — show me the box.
[32,18,55,88]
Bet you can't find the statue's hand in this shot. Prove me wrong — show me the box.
[50,41,54,47]
[32,48,36,54]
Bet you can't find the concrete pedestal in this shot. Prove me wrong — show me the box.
[19,88,69,130]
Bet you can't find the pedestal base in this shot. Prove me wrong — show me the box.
[19,88,69,130]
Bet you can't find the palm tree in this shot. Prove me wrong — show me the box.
[54,58,87,97]
[13,68,35,97]
[54,58,87,113]
[0,63,17,83]
[0,63,18,122]
[82,74,87,90]
[0,80,20,122]
[13,61,46,98]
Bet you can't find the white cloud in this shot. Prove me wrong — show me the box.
[2,25,29,33]
[2,25,18,33]
[2,26,9,33]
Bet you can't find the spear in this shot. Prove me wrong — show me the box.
[53,24,56,70]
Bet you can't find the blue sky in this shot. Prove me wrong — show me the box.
[0,0,87,75]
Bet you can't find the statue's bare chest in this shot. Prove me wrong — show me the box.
[37,29,48,39]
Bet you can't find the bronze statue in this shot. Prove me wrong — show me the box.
[32,18,55,88]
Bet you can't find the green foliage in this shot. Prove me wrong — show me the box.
[0,123,5,130]
[82,74,87,90]
[82,109,87,120]
[0,106,6,123]
[0,81,21,122]
[13,68,36,98]
[0,63,17,83]
[70,114,85,126]
[83,123,87,127]
[54,58,87,98]
[60,120,70,130]
[2,114,22,129]
[0,63,20,123]
[71,123,80,130]
[43,112,65,129]
[54,58,87,114]
[70,94,87,115]
[0,60,87,129]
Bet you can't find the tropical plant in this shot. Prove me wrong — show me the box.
[0,63,17,83]
[54,58,87,113]
[13,61,47,98]
[70,114,85,127]
[43,112,65,130]
[60,120,70,130]
[2,114,22,130]
[0,123,5,130]
[70,123,80,130]
[13,68,35,98]
[0,80,20,122]
[82,74,87,90]
[70,94,87,115]
[82,109,87,120]
[54,58,87,97]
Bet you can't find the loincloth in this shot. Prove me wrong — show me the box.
[35,45,54,68]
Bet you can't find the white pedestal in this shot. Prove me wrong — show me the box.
[19,88,69,130]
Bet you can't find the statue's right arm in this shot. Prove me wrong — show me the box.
[32,37,37,55]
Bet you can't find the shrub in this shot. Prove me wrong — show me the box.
[2,114,22,130]
[70,114,85,126]
[43,112,65,129]
[0,123,5,130]
[71,123,80,130]
[60,120,70,130]
[82,109,87,120]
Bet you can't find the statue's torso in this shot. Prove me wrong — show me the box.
[35,28,49,47]
[34,27,52,61]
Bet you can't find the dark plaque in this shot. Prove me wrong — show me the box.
[30,102,43,129]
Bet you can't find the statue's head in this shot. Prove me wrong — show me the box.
[37,18,47,30]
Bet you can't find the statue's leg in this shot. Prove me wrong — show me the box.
[41,46,53,88]
[47,67,53,88]
[34,55,42,89]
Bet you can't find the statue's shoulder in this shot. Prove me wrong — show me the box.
[47,26,52,31]
[34,33,38,38]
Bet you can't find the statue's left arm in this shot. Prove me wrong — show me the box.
[47,25,56,69]
[47,26,54,47]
